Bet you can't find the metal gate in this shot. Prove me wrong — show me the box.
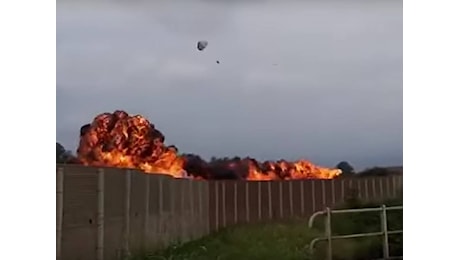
[308,205,403,260]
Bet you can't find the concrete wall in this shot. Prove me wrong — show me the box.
[56,165,209,260]
[207,176,403,231]
[56,165,402,260]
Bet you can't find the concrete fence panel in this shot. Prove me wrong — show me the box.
[59,165,99,260]
[102,168,126,260]
[57,164,402,260]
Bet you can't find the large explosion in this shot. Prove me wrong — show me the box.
[77,110,342,180]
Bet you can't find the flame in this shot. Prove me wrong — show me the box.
[77,110,341,180]
[77,110,186,178]
[245,159,341,181]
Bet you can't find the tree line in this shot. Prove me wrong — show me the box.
[56,142,402,177]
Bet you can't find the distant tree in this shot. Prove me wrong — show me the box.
[57,142,66,163]
[56,142,73,163]
[232,156,241,161]
[336,161,355,176]
[358,167,392,177]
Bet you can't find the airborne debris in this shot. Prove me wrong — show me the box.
[196,40,220,64]
[197,40,208,51]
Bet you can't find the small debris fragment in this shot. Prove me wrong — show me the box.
[197,41,208,51]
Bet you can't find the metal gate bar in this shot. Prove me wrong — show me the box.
[308,205,403,260]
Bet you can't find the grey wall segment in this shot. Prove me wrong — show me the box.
[56,165,402,260]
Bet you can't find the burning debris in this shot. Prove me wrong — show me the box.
[76,110,342,180]
[197,40,208,51]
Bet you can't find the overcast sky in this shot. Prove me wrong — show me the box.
[56,0,402,170]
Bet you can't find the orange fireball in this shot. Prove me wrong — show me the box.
[77,110,341,180]
[77,110,186,178]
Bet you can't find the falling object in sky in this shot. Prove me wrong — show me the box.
[216,60,220,64]
[197,41,208,51]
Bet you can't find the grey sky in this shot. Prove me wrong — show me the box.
[56,0,402,170]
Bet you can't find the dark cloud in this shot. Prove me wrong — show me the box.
[56,1,402,170]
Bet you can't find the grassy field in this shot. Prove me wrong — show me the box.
[134,196,402,260]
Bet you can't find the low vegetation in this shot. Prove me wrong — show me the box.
[134,195,403,260]
[310,196,403,260]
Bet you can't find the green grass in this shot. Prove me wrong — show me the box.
[134,196,402,260]
[133,219,322,260]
